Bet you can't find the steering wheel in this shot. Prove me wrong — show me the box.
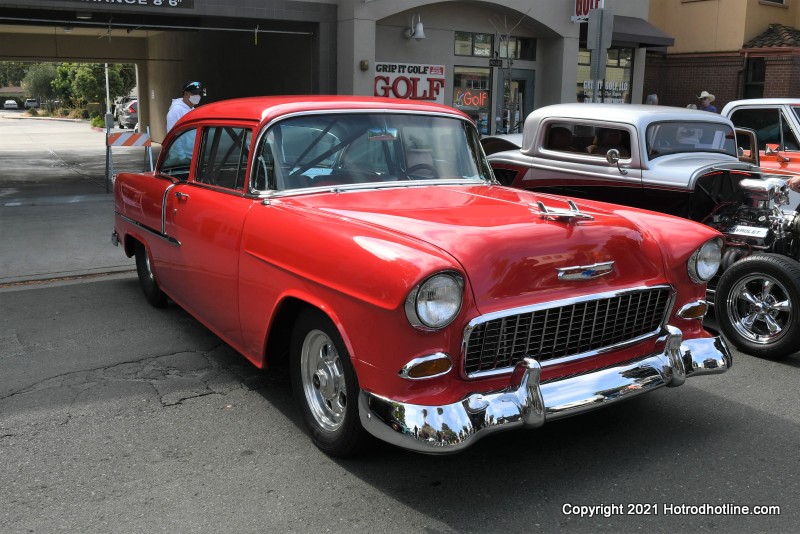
[400,163,439,180]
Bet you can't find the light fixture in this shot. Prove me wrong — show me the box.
[63,27,73,33]
[404,13,426,41]
[75,12,92,21]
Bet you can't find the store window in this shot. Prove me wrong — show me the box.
[577,47,633,103]
[453,66,492,135]
[499,37,536,61]
[455,32,493,57]
[743,57,765,99]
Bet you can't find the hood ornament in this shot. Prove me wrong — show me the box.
[536,199,594,222]
[557,261,615,281]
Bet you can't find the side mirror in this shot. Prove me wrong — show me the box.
[734,127,760,166]
[605,149,628,175]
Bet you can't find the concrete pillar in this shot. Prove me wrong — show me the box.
[337,17,376,96]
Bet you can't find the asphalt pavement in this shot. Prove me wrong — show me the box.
[0,112,159,285]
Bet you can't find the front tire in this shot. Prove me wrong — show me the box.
[290,309,369,457]
[134,242,167,308]
[716,253,800,359]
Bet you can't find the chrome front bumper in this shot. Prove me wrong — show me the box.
[359,326,731,454]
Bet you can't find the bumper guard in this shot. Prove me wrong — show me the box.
[358,326,731,454]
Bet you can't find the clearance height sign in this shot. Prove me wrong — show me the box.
[374,63,446,104]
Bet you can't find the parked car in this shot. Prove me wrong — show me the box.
[3,99,18,110]
[117,99,138,129]
[483,103,800,359]
[113,96,730,456]
[24,98,38,109]
[721,98,800,186]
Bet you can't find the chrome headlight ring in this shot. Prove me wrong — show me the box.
[405,272,464,330]
[688,237,723,283]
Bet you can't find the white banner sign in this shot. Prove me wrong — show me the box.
[374,63,446,104]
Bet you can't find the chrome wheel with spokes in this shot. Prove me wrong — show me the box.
[716,253,800,359]
[300,329,347,432]
[290,309,370,457]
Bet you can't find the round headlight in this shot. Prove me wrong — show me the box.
[688,238,723,283]
[405,273,464,329]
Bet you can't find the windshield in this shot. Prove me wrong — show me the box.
[252,113,493,191]
[645,121,737,160]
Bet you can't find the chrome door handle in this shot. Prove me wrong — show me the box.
[175,191,190,200]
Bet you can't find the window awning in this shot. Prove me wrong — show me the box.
[613,16,674,48]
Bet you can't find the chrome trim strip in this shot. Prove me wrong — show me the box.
[117,212,180,246]
[161,183,178,236]
[399,353,453,380]
[461,285,675,376]
[359,327,731,454]
[260,179,484,200]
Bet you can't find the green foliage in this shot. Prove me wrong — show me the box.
[22,64,56,101]
[90,115,105,128]
[49,63,132,114]
[25,108,39,117]
[0,62,27,86]
[52,63,78,103]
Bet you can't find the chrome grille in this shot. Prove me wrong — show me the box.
[464,287,672,376]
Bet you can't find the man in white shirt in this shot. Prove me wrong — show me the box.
[166,81,205,132]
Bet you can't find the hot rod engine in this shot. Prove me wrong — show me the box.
[705,177,800,266]
[706,176,800,360]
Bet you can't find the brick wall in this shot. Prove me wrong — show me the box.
[645,51,800,108]
[643,53,743,110]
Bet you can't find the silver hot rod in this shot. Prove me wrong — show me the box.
[483,103,800,359]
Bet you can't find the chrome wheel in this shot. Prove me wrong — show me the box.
[725,273,792,344]
[300,329,347,432]
[134,241,167,308]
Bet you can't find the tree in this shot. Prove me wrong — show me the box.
[0,62,27,87]
[22,64,56,101]
[51,63,78,103]
[51,63,132,112]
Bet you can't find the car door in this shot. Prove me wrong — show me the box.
[524,120,643,206]
[727,105,800,167]
[163,124,255,345]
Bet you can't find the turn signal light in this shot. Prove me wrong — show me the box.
[677,300,708,319]
[400,353,452,380]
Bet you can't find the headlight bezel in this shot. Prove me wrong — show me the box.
[405,271,465,330]
[688,237,723,283]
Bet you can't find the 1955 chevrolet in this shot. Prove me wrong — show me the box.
[113,96,731,456]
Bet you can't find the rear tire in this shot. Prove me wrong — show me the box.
[716,253,800,359]
[290,308,369,457]
[134,242,167,308]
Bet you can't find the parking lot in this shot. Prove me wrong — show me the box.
[1,115,800,533]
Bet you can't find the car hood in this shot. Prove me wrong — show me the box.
[649,154,753,176]
[281,185,670,313]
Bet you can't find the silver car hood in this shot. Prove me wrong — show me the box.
[646,153,759,190]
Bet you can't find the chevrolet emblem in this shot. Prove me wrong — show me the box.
[556,261,615,281]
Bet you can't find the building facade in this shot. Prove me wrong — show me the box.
[0,0,669,140]
[646,0,800,109]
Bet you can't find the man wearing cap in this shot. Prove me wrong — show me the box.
[697,91,717,113]
[166,81,205,132]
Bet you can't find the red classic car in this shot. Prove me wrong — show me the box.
[113,96,731,456]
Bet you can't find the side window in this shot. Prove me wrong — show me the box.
[197,127,252,190]
[160,128,197,180]
[587,127,631,158]
[780,112,799,151]
[730,108,780,151]
[543,124,577,152]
